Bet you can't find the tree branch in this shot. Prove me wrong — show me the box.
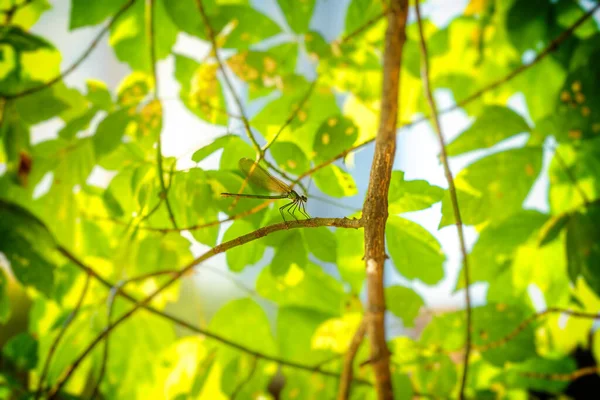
[295,2,600,186]
[415,3,472,399]
[518,366,599,382]
[337,318,367,400]
[49,217,364,398]
[35,272,91,400]
[473,308,600,353]
[362,1,408,398]
[0,0,136,100]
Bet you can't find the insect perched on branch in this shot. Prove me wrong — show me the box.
[221,158,310,222]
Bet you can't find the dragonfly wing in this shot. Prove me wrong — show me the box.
[239,158,291,194]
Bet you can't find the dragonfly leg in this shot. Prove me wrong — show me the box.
[279,201,294,225]
[287,201,299,221]
[299,201,310,219]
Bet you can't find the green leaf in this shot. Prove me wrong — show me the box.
[446,106,531,156]
[2,333,38,370]
[0,25,52,51]
[497,356,576,393]
[277,307,331,364]
[344,0,384,37]
[456,211,548,289]
[134,234,192,276]
[277,0,316,33]
[388,170,444,214]
[302,226,336,263]
[421,303,536,367]
[548,139,600,214]
[173,54,228,125]
[386,216,444,285]
[92,108,132,159]
[385,285,424,328]
[566,203,600,295]
[270,142,310,176]
[392,373,414,400]
[0,199,56,296]
[336,227,365,293]
[271,231,307,276]
[313,164,357,198]
[538,212,570,246]
[69,0,128,29]
[58,107,98,139]
[313,115,358,162]
[440,147,543,227]
[0,268,10,324]
[506,0,552,54]
[86,79,113,111]
[191,135,237,163]
[550,60,600,143]
[223,220,265,272]
[14,86,70,124]
[109,0,178,71]
[256,261,344,315]
[414,354,457,396]
[209,298,276,361]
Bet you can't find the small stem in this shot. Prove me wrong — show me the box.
[415,3,472,399]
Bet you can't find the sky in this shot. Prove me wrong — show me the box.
[20,0,560,337]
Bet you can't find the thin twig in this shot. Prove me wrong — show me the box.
[362,1,408,398]
[415,3,471,399]
[1,0,33,23]
[49,217,365,398]
[295,2,600,187]
[35,273,91,400]
[262,80,318,153]
[518,366,599,382]
[337,10,388,45]
[0,0,136,100]
[473,308,600,353]
[553,147,590,205]
[231,356,258,400]
[90,283,121,399]
[337,319,367,400]
[146,0,178,230]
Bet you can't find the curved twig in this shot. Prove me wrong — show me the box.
[415,3,472,399]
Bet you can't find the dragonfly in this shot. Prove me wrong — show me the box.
[221,158,310,222]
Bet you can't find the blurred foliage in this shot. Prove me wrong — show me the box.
[0,0,599,399]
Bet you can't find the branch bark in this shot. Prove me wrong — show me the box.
[362,1,408,398]
[414,3,472,399]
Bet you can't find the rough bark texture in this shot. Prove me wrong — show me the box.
[362,0,408,398]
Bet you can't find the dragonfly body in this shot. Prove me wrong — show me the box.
[221,158,310,222]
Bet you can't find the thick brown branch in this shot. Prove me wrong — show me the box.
[362,1,408,399]
[49,217,364,398]
[1,0,136,100]
[337,319,367,400]
[415,3,472,399]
